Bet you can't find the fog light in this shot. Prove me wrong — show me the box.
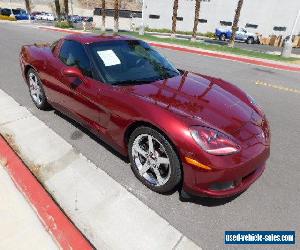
[209,181,235,191]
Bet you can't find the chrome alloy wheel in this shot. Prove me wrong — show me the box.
[132,134,171,186]
[28,72,43,105]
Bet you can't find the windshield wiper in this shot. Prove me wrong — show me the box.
[161,66,179,76]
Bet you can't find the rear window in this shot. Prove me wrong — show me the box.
[12,9,21,15]
[1,8,12,16]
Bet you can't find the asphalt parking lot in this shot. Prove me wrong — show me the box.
[0,22,299,250]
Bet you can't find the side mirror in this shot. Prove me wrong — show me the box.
[62,67,83,79]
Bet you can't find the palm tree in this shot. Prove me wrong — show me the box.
[229,0,244,47]
[24,0,32,15]
[191,0,201,41]
[54,0,61,21]
[113,0,120,34]
[171,0,179,38]
[63,0,69,23]
[101,0,106,32]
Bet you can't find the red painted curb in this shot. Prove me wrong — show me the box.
[0,136,94,250]
[149,42,300,73]
[39,26,84,34]
[38,26,300,73]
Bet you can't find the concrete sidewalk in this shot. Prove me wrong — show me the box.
[0,162,58,250]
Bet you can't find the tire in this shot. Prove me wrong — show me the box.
[246,37,254,44]
[219,33,226,41]
[128,126,182,193]
[26,68,50,110]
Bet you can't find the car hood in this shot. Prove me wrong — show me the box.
[123,72,254,135]
[216,27,231,32]
[247,32,257,37]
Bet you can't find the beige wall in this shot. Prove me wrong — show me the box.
[93,15,141,31]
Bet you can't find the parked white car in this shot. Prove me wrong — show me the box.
[35,13,55,21]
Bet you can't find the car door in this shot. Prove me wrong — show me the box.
[51,39,110,133]
[236,28,248,41]
[235,28,243,40]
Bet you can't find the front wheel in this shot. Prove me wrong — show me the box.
[219,34,226,41]
[128,126,182,193]
[246,37,254,44]
[27,68,50,110]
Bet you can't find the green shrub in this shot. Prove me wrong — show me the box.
[202,32,216,39]
[145,27,216,38]
[55,21,73,29]
[145,28,172,33]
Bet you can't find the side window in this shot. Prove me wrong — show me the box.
[1,9,11,16]
[59,40,93,78]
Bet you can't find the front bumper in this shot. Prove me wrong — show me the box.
[182,146,270,198]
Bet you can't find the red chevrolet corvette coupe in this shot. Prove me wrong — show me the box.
[19,34,270,198]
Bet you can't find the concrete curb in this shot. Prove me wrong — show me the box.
[0,89,201,249]
[38,26,300,73]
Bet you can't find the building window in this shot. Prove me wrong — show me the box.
[93,8,141,18]
[198,19,207,23]
[273,26,287,31]
[149,14,160,19]
[220,21,232,26]
[245,23,258,29]
[176,17,183,21]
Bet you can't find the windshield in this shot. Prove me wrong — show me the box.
[88,40,180,85]
[12,9,25,15]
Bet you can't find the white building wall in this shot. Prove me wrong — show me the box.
[144,0,300,37]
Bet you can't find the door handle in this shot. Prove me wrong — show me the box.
[70,77,83,89]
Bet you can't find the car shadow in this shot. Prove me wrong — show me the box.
[53,110,243,206]
[178,190,243,207]
[53,110,129,163]
[253,67,276,74]
[203,38,228,46]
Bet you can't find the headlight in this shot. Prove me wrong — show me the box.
[190,127,240,155]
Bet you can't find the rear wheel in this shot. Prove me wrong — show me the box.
[128,126,182,193]
[27,68,50,110]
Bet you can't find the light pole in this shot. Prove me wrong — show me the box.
[9,0,14,18]
[281,8,300,57]
[139,0,146,35]
[70,0,74,16]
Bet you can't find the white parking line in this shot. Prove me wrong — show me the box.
[255,80,300,94]
[0,89,201,250]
